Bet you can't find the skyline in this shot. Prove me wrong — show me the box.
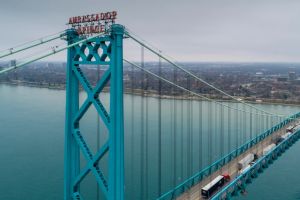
[1,0,300,62]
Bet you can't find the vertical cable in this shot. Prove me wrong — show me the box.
[212,103,221,160]
[199,85,203,170]
[140,46,145,199]
[235,103,239,150]
[180,80,184,184]
[158,51,162,197]
[208,95,212,182]
[190,79,194,177]
[255,109,259,155]
[220,103,224,158]
[130,59,135,199]
[250,107,253,140]
[187,74,191,178]
[173,66,177,186]
[243,104,246,143]
[145,50,149,199]
[198,82,203,196]
[227,102,231,174]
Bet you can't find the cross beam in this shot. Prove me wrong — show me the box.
[64,24,125,200]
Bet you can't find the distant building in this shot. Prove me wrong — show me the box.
[288,72,297,81]
[46,62,54,68]
[294,78,300,84]
[277,77,288,82]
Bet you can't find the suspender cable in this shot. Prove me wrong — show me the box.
[220,103,224,159]
[197,83,203,197]
[158,52,162,197]
[235,103,239,151]
[185,73,192,199]
[208,95,213,182]
[173,67,177,187]
[250,107,253,140]
[243,104,246,143]
[180,82,184,188]
[124,30,285,118]
[123,59,278,118]
[239,105,242,146]
[130,60,135,198]
[170,69,175,187]
[0,30,66,59]
[145,50,149,199]
[140,46,145,199]
[227,102,231,173]
[199,85,203,170]
[255,110,259,155]
[214,102,218,160]
[187,75,192,179]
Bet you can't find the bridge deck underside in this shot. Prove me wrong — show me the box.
[177,123,293,200]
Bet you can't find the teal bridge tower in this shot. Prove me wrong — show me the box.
[64,24,125,200]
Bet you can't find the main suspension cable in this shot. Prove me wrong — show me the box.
[0,32,106,75]
[0,30,66,59]
[124,29,284,117]
[123,59,286,118]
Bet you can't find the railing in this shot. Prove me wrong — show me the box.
[212,125,300,199]
[158,112,300,200]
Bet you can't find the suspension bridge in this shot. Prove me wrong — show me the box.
[0,22,300,200]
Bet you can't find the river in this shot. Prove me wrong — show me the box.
[0,84,299,200]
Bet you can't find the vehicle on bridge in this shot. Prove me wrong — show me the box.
[238,153,255,170]
[293,124,300,132]
[238,164,251,175]
[281,132,292,140]
[201,175,228,198]
[263,143,276,156]
[286,125,294,132]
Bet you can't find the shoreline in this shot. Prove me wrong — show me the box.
[1,81,300,107]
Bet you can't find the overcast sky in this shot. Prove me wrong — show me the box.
[1,0,300,62]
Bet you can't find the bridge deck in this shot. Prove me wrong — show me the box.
[177,122,294,200]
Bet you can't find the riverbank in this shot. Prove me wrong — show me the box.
[1,81,299,107]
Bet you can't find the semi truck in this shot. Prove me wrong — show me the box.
[262,143,276,156]
[238,153,255,170]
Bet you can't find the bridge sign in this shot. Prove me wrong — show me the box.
[68,11,117,35]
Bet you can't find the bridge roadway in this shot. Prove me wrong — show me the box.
[177,121,296,200]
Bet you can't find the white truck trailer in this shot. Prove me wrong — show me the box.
[238,153,254,170]
[262,143,276,156]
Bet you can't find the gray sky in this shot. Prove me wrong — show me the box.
[1,0,300,62]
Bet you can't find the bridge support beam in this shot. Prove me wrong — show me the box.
[109,24,125,200]
[64,29,80,200]
[64,25,125,200]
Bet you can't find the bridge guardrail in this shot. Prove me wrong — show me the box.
[212,124,300,200]
[157,112,300,200]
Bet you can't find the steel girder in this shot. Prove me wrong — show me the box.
[64,24,125,200]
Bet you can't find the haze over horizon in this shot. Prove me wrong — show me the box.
[1,0,300,63]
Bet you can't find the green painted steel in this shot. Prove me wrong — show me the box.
[0,33,63,59]
[212,118,300,200]
[65,29,80,200]
[158,112,300,200]
[0,32,106,75]
[64,24,125,200]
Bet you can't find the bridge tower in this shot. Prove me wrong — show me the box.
[64,24,125,200]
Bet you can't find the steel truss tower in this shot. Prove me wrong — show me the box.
[64,24,125,200]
